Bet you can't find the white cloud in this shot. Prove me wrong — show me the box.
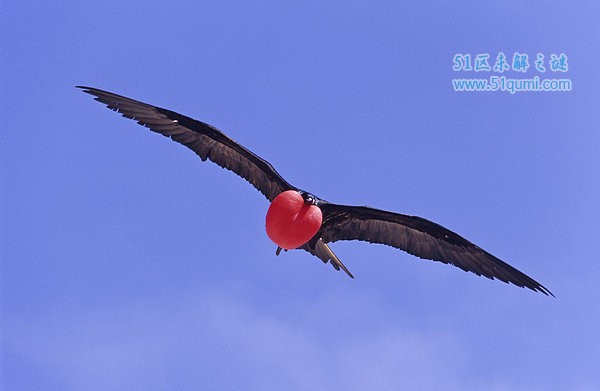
[2,285,584,391]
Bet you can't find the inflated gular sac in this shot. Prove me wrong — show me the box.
[265,190,322,249]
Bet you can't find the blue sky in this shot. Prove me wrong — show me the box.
[2,1,599,390]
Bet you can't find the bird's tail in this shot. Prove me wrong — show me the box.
[315,239,354,279]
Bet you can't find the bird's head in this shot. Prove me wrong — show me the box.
[299,191,318,206]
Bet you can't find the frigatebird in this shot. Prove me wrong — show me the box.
[78,86,552,296]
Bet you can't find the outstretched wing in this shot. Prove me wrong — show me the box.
[318,203,553,296]
[78,86,295,201]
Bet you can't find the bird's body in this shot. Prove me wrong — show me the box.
[78,86,552,296]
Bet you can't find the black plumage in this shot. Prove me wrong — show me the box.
[78,86,552,296]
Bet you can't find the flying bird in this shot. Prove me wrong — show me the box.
[78,86,552,296]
